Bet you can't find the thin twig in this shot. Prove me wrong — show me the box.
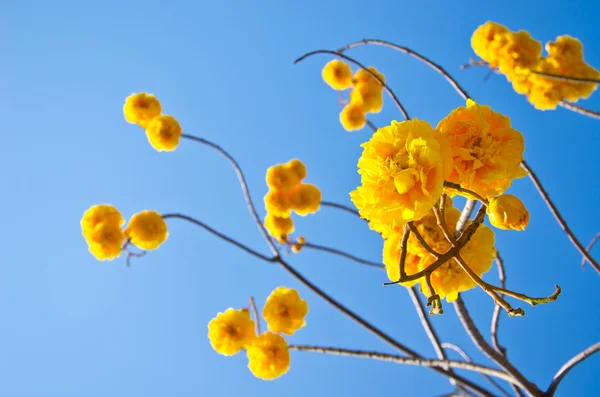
[407,287,449,364]
[248,296,261,335]
[442,343,513,397]
[529,71,600,84]
[294,49,410,120]
[558,101,600,119]
[320,201,362,218]
[408,222,441,257]
[398,225,411,279]
[444,182,488,204]
[337,39,470,101]
[581,232,600,269]
[546,341,600,396]
[453,297,542,397]
[299,242,384,269]
[521,160,600,274]
[491,252,508,356]
[161,213,275,262]
[289,345,526,389]
[181,134,279,257]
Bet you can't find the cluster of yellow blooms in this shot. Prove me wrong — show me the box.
[81,205,168,261]
[471,21,599,109]
[123,93,183,151]
[263,159,321,243]
[351,99,530,300]
[322,60,386,131]
[208,287,308,380]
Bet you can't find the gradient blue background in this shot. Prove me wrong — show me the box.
[2,1,599,396]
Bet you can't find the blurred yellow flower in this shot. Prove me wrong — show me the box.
[145,115,182,152]
[496,30,542,77]
[81,204,124,237]
[125,210,168,250]
[264,190,293,218]
[351,84,383,113]
[487,194,530,231]
[290,183,321,216]
[287,159,307,181]
[81,204,125,261]
[266,161,303,192]
[340,102,367,131]
[262,286,308,335]
[123,93,162,128]
[437,100,525,199]
[322,59,353,90]
[246,332,290,380]
[264,213,294,243]
[471,21,510,68]
[350,119,452,237]
[353,67,385,87]
[208,308,257,356]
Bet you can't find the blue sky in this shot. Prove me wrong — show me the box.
[2,0,600,396]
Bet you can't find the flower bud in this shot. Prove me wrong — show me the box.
[487,194,529,231]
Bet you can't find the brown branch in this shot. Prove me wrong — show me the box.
[296,241,384,270]
[529,71,600,84]
[289,345,525,389]
[320,201,362,218]
[582,232,600,268]
[546,341,600,396]
[491,252,508,356]
[181,134,279,256]
[453,297,542,397]
[408,222,441,257]
[521,160,600,274]
[294,49,411,120]
[558,101,600,119]
[338,39,471,101]
[444,182,488,204]
[248,296,261,335]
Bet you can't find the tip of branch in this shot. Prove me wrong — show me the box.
[508,308,525,317]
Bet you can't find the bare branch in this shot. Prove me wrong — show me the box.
[456,200,477,237]
[296,241,384,270]
[529,71,600,84]
[320,201,362,218]
[546,342,600,396]
[558,101,600,119]
[581,232,600,269]
[491,252,508,356]
[248,296,261,335]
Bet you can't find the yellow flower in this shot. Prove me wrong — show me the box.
[496,30,542,77]
[322,60,353,90]
[546,35,584,62]
[145,115,182,152]
[86,222,126,261]
[123,93,162,128]
[208,308,257,356]
[290,183,321,216]
[350,84,383,113]
[471,21,510,67]
[264,213,294,243]
[266,163,301,192]
[125,210,168,250]
[264,190,293,217]
[350,119,453,237]
[353,67,385,87]
[487,194,530,231]
[287,159,307,181]
[81,204,126,261]
[340,102,366,131]
[262,286,308,335]
[382,233,422,286]
[437,100,525,199]
[246,332,290,380]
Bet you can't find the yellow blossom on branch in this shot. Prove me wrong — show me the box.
[264,213,294,243]
[246,332,290,380]
[471,21,510,68]
[353,67,385,87]
[264,190,293,217]
[487,194,530,231]
[123,93,162,128]
[81,204,126,261]
[290,183,321,216]
[145,115,182,152]
[340,101,367,131]
[125,210,169,250]
[266,160,305,192]
[322,59,353,90]
[207,308,257,356]
[350,119,452,237]
[262,286,308,335]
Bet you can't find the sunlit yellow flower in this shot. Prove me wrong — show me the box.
[496,30,542,77]
[545,35,584,62]
[487,194,530,231]
[290,184,321,216]
[208,308,257,356]
[264,190,293,218]
[437,100,525,199]
[340,102,366,131]
[471,21,510,67]
[125,210,168,250]
[262,286,308,335]
[246,332,290,380]
[145,115,182,152]
[287,159,307,181]
[353,67,385,87]
[81,204,124,238]
[291,236,305,253]
[266,164,300,192]
[85,222,126,261]
[322,60,353,90]
[123,93,162,128]
[351,84,383,113]
[382,233,422,286]
[350,119,452,237]
[264,213,294,243]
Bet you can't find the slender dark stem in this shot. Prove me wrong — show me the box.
[453,297,542,397]
[181,134,279,257]
[558,101,600,119]
[338,39,470,101]
[442,343,513,397]
[320,201,362,218]
[546,342,600,396]
[408,222,441,257]
[300,242,384,270]
[407,287,448,362]
[581,232,600,269]
[289,345,524,389]
[521,160,600,274]
[161,213,275,262]
[294,49,410,120]
[491,252,508,355]
[530,71,600,84]
[248,296,261,335]
[366,119,379,132]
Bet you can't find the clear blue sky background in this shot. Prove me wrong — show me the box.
[2,1,599,396]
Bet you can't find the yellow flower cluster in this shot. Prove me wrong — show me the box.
[322,60,385,131]
[382,198,496,301]
[471,22,599,109]
[208,287,308,381]
[123,93,182,151]
[81,205,168,261]
[437,99,526,199]
[350,119,453,237]
[263,159,321,242]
